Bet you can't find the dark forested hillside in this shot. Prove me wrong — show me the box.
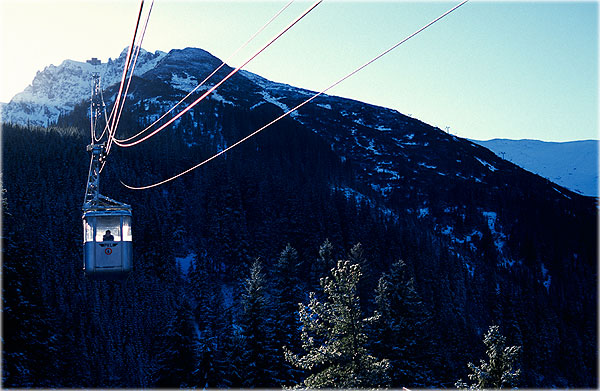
[2,119,597,388]
[1,47,597,388]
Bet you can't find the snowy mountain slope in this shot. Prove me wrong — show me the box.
[0,48,166,126]
[472,139,598,197]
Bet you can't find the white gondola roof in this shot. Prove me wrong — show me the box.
[82,193,131,214]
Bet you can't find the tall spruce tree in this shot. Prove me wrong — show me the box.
[456,325,521,389]
[310,239,335,289]
[221,322,247,388]
[372,259,436,387]
[239,260,277,387]
[285,259,390,388]
[153,299,201,388]
[271,244,304,385]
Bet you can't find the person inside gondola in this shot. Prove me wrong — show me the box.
[103,230,115,241]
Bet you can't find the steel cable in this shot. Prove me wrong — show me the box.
[113,0,322,148]
[114,0,295,145]
[106,0,154,156]
[121,0,469,190]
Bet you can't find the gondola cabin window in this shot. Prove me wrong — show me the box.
[123,216,132,241]
[96,216,122,242]
[84,219,94,242]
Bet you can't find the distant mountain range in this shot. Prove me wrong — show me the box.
[471,139,598,197]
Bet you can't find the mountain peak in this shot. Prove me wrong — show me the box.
[1,47,169,126]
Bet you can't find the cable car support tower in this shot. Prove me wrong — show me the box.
[83,72,131,212]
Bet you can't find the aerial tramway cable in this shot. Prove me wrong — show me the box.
[121,0,469,191]
[97,0,153,174]
[106,0,154,156]
[115,0,295,145]
[106,0,145,143]
[112,0,322,149]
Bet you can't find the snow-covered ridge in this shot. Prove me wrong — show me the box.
[1,48,167,126]
[472,138,598,197]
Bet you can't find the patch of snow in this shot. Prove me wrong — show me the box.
[364,139,382,155]
[418,207,429,218]
[175,252,196,275]
[375,125,392,131]
[209,91,235,105]
[241,69,314,101]
[441,225,453,235]
[540,264,552,293]
[482,210,511,266]
[465,261,474,277]
[316,103,331,110]
[378,185,393,196]
[465,230,483,242]
[375,167,400,179]
[258,90,298,118]
[391,138,405,148]
[482,211,497,231]
[500,258,516,268]
[418,162,437,169]
[170,73,198,92]
[475,157,498,172]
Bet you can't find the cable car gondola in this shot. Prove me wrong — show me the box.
[82,143,133,279]
[82,203,133,279]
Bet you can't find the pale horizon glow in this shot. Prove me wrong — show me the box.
[0,0,598,142]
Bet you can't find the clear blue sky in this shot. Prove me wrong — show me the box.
[0,1,597,141]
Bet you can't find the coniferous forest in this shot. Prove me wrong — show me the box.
[2,114,597,387]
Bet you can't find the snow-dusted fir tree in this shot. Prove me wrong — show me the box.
[285,260,390,388]
[455,325,521,389]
